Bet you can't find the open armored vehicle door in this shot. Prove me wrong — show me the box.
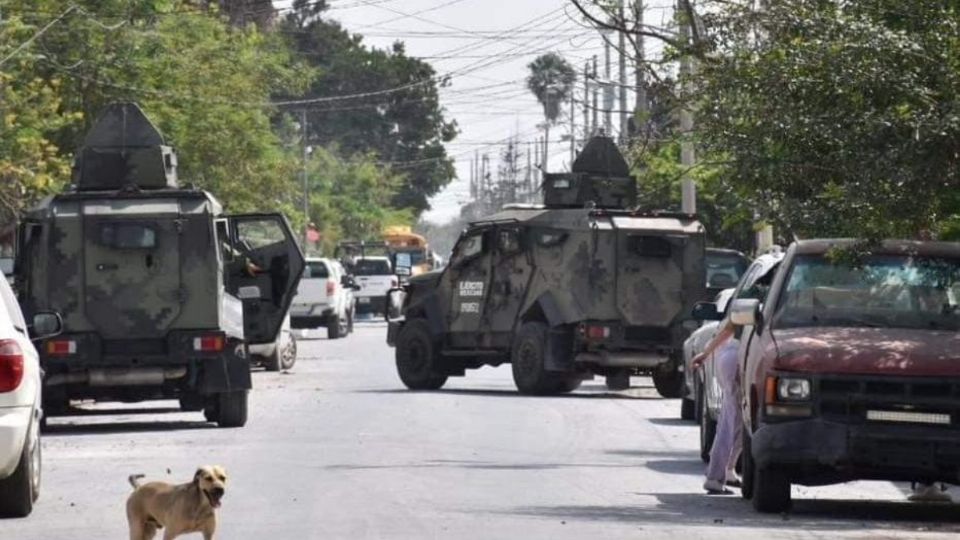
[224,214,305,345]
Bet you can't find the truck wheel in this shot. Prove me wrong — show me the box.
[216,391,248,428]
[0,424,39,517]
[203,402,219,423]
[346,308,355,334]
[556,377,582,394]
[395,319,447,390]
[605,370,631,391]
[699,395,717,463]
[741,431,754,500]
[511,322,561,395]
[262,347,282,372]
[753,464,791,513]
[327,314,342,339]
[652,362,683,398]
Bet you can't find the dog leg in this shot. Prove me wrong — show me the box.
[129,521,157,540]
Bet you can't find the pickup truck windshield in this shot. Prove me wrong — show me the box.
[354,259,392,276]
[774,254,960,330]
[304,262,329,279]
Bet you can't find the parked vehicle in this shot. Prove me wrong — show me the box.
[353,257,397,316]
[684,250,784,462]
[0,276,61,517]
[705,248,750,300]
[290,258,358,339]
[735,239,960,513]
[249,315,297,371]
[681,287,734,422]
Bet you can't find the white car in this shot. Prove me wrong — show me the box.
[352,257,397,316]
[290,258,358,339]
[0,276,61,517]
[248,315,297,372]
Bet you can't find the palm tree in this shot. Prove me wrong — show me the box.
[526,53,576,172]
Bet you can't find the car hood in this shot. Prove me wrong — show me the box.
[772,327,960,377]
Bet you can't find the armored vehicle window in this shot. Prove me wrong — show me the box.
[451,232,484,266]
[99,223,157,249]
[497,229,521,254]
[535,230,567,247]
[237,220,285,250]
[629,235,671,258]
[305,261,330,279]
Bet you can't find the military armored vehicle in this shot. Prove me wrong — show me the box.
[15,103,305,427]
[386,137,706,396]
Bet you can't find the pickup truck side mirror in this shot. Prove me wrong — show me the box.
[730,298,761,327]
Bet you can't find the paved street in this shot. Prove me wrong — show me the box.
[4,322,959,539]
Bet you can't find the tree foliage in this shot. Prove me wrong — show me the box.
[526,53,576,124]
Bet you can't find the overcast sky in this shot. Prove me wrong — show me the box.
[285,0,675,223]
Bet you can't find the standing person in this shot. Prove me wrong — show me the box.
[692,319,740,494]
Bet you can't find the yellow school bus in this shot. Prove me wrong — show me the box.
[382,226,433,276]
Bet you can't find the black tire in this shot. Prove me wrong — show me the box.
[395,319,447,390]
[511,322,561,395]
[216,391,248,428]
[347,308,355,334]
[203,403,219,423]
[556,377,582,394]
[741,431,754,500]
[280,333,297,370]
[327,314,342,339]
[700,394,717,463]
[0,423,39,517]
[681,398,696,421]
[753,465,791,513]
[652,362,684,398]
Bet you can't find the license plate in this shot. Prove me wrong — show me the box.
[358,297,371,304]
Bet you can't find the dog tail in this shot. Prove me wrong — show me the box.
[128,474,146,490]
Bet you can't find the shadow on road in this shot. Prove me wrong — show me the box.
[43,406,214,436]
[352,387,658,400]
[646,417,693,427]
[502,494,960,533]
[323,458,635,472]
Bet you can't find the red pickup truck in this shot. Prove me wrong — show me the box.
[732,239,960,512]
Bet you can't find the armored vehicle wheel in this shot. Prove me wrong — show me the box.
[327,314,343,339]
[511,322,562,395]
[652,363,684,398]
[216,391,248,428]
[556,377,582,394]
[395,319,447,390]
[203,403,219,423]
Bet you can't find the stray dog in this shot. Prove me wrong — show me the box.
[126,465,228,540]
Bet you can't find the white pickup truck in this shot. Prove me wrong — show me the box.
[290,258,358,339]
[353,256,397,316]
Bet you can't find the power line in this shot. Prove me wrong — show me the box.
[0,4,77,69]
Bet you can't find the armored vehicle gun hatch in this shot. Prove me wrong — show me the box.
[73,102,178,191]
[543,136,636,209]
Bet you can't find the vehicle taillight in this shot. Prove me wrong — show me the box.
[0,340,24,392]
[193,335,224,353]
[46,339,77,356]
[326,281,336,296]
[580,324,611,340]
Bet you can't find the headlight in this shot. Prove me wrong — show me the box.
[777,377,811,401]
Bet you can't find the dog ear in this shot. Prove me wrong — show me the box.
[194,468,204,484]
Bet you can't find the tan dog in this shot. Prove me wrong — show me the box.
[126,465,228,540]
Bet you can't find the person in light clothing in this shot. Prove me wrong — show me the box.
[692,320,739,494]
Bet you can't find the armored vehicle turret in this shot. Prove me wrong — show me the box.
[16,103,305,427]
[385,136,705,397]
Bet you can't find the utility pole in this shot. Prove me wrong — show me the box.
[301,109,309,246]
[582,61,590,138]
[618,0,628,142]
[526,142,533,200]
[591,55,599,135]
[679,0,696,215]
[570,95,576,165]
[603,34,613,135]
[634,0,647,122]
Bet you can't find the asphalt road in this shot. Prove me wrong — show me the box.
[4,322,960,539]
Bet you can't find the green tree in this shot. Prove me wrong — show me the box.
[695,0,960,240]
[281,1,458,215]
[526,53,576,124]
